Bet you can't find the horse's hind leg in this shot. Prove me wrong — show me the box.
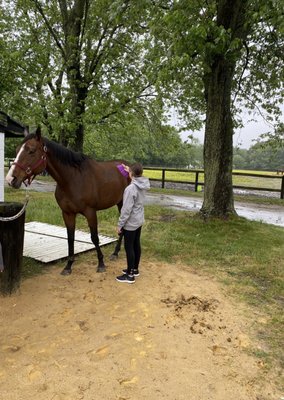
[110,232,123,261]
[90,226,106,272]
[86,210,106,272]
[61,212,76,275]
[110,201,123,261]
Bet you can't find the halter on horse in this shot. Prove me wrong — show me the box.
[6,127,130,275]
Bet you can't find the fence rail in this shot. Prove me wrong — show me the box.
[5,160,284,199]
[144,167,284,199]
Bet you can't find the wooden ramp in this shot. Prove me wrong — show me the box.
[23,222,117,263]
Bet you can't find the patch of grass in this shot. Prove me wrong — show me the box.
[233,174,280,190]
[144,169,205,184]
[150,186,203,198]
[5,188,62,224]
[144,168,282,191]
[21,257,49,279]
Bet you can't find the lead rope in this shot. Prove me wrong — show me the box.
[0,187,30,222]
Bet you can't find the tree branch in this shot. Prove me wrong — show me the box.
[88,26,109,76]
[150,0,171,10]
[232,40,250,105]
[241,92,275,129]
[79,0,90,50]
[32,0,66,58]
[87,1,131,79]
[94,85,156,125]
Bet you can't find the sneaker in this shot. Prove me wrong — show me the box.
[116,273,135,284]
[122,269,140,277]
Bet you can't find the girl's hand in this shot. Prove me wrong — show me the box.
[122,164,130,173]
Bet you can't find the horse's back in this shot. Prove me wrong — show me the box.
[88,159,130,209]
[84,159,130,209]
[55,158,130,212]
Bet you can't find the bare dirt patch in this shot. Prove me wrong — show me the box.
[0,258,281,400]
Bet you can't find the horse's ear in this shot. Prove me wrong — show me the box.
[24,127,29,137]
[35,126,41,140]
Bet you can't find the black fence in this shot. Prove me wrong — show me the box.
[144,167,284,199]
[5,160,284,199]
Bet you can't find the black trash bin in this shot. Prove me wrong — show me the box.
[0,202,25,295]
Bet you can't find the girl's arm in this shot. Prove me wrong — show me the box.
[118,188,135,230]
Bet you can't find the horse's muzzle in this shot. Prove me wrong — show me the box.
[6,175,22,189]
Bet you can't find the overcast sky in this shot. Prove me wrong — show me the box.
[186,118,271,149]
[174,108,283,149]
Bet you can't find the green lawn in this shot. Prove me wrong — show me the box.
[143,168,282,191]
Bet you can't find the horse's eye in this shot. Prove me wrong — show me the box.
[25,145,35,155]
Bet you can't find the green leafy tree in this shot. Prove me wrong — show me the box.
[3,0,159,150]
[233,147,250,169]
[246,143,284,170]
[150,0,284,217]
[3,138,21,159]
[183,137,204,168]
[0,7,28,118]
[84,103,189,167]
[2,0,283,213]
[257,123,284,149]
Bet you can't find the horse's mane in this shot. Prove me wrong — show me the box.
[23,134,89,168]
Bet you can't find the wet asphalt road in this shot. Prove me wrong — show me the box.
[145,193,284,228]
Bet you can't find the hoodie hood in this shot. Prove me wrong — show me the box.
[132,176,150,191]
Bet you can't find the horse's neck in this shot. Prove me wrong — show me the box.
[45,152,71,186]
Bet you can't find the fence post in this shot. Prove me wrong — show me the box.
[281,175,284,199]
[162,169,165,189]
[194,172,199,192]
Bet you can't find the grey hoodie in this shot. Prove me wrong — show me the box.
[118,176,150,231]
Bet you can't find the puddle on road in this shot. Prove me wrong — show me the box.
[145,194,284,228]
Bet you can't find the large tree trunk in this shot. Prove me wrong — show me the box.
[200,56,236,217]
[200,0,248,218]
[67,80,87,152]
[61,0,88,152]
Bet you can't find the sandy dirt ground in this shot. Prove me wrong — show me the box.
[0,256,282,400]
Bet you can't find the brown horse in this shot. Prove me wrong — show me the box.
[6,127,130,275]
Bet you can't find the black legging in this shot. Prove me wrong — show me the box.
[123,227,142,274]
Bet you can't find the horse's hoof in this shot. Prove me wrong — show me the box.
[61,268,72,275]
[109,254,118,261]
[97,266,106,273]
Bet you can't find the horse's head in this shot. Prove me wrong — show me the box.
[6,126,48,188]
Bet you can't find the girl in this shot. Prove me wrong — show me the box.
[116,163,150,283]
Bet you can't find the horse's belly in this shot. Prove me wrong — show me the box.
[93,193,123,210]
[55,179,126,213]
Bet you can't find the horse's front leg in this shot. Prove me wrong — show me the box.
[61,212,75,275]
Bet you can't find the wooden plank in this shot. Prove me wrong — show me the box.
[25,221,116,245]
[23,222,117,263]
